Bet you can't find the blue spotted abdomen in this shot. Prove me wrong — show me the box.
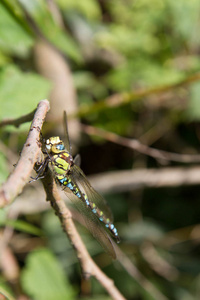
[58,176,120,243]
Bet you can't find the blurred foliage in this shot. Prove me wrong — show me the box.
[0,65,50,119]
[1,0,200,299]
[0,2,33,57]
[21,248,76,300]
[0,152,9,184]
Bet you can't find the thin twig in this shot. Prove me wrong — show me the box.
[116,248,169,300]
[41,168,126,300]
[34,40,80,142]
[81,124,200,163]
[0,100,50,208]
[0,288,15,300]
[0,109,36,128]
[140,242,179,281]
[88,166,200,194]
[2,73,200,129]
[72,72,200,117]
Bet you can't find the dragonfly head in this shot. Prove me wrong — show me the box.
[45,137,65,154]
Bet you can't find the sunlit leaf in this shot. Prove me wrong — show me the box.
[19,0,82,63]
[21,248,76,300]
[168,0,200,48]
[0,219,43,236]
[187,83,200,120]
[0,152,9,185]
[58,0,101,21]
[0,65,51,130]
[0,2,33,57]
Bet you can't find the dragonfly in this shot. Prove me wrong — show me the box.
[34,112,120,258]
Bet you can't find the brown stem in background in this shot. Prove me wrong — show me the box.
[116,248,169,300]
[34,40,80,143]
[73,72,200,117]
[0,110,36,128]
[88,166,200,194]
[81,124,200,163]
[140,242,179,281]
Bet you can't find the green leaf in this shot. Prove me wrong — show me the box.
[0,2,33,57]
[0,209,7,223]
[58,0,102,21]
[187,82,200,120]
[0,285,15,300]
[0,219,43,236]
[0,152,9,185]
[47,28,83,63]
[0,50,11,67]
[0,65,51,130]
[21,248,76,300]
[168,0,200,47]
[105,59,183,91]
[18,0,82,63]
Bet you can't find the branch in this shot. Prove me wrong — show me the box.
[0,109,36,128]
[88,166,200,194]
[0,100,50,208]
[72,72,200,117]
[81,124,200,163]
[41,169,126,300]
[116,248,169,300]
[140,242,179,281]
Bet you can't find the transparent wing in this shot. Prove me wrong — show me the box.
[74,154,81,167]
[72,164,114,222]
[63,111,72,154]
[63,177,116,258]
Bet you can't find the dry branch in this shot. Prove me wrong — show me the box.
[82,124,200,163]
[116,248,169,300]
[34,40,80,142]
[0,100,50,208]
[0,109,36,128]
[88,166,200,194]
[73,72,200,118]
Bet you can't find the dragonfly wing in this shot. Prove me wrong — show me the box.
[63,179,116,258]
[72,164,114,222]
[74,154,81,167]
[63,111,72,154]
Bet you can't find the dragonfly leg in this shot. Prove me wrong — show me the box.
[29,157,49,183]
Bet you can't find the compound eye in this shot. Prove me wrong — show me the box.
[56,144,65,151]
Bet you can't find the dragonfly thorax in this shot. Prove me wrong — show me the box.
[45,136,73,177]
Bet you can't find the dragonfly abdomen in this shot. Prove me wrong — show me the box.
[57,175,120,243]
[89,201,120,243]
